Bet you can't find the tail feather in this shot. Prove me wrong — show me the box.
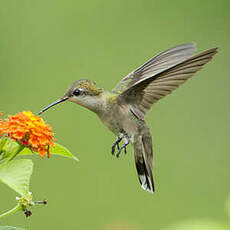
[134,134,154,193]
[135,157,154,192]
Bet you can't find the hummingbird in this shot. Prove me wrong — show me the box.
[39,43,217,193]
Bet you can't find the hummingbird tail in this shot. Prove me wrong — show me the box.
[134,134,154,193]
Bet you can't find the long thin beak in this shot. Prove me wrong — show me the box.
[38,97,68,115]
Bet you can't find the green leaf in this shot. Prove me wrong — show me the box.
[0,137,8,160]
[0,138,24,162]
[0,137,8,152]
[20,143,79,161]
[0,159,33,199]
[0,227,24,230]
[50,143,79,161]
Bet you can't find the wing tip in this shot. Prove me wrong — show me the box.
[209,47,219,59]
[205,47,219,54]
[211,47,219,55]
[194,47,218,62]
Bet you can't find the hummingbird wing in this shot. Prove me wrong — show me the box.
[134,131,154,193]
[112,43,196,94]
[114,46,218,119]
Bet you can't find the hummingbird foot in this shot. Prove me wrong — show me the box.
[116,141,129,158]
[111,132,130,157]
[111,137,122,155]
[116,133,129,158]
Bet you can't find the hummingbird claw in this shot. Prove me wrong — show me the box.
[111,132,129,157]
[111,144,116,155]
[111,137,122,155]
[115,142,129,158]
[116,147,122,158]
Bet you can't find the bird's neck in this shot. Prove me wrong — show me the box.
[73,91,116,115]
[88,91,118,114]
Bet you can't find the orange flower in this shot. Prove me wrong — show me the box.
[0,111,56,158]
[0,112,3,137]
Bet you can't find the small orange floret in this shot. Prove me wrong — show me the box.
[0,111,55,158]
[0,112,3,137]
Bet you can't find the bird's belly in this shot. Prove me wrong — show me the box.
[97,107,138,137]
[98,115,121,135]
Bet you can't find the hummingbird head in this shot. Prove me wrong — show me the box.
[39,79,103,115]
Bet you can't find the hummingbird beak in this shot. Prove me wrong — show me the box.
[38,97,68,115]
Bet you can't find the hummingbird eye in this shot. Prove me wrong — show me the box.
[73,89,81,96]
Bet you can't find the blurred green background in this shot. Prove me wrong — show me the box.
[0,0,229,229]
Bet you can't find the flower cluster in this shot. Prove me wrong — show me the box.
[0,111,55,157]
[0,112,3,138]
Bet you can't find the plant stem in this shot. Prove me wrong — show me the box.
[0,203,22,219]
